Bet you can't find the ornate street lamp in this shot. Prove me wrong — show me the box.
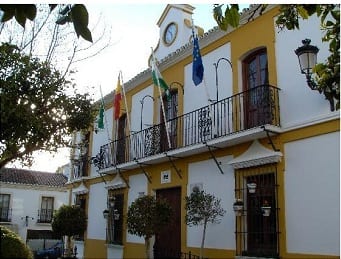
[294,39,319,90]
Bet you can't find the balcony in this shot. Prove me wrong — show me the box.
[0,208,12,222]
[95,85,281,171]
[37,209,54,223]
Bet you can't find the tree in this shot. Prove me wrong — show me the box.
[0,4,111,78]
[0,4,93,42]
[0,43,96,168]
[213,4,340,111]
[127,195,172,259]
[52,205,87,257]
[1,226,34,259]
[185,188,226,259]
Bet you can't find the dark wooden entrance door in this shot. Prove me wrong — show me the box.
[246,173,278,257]
[154,187,181,259]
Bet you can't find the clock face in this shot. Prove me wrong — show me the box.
[164,23,177,45]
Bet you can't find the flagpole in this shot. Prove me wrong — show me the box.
[119,71,136,159]
[99,85,111,142]
[191,19,217,137]
[151,48,172,149]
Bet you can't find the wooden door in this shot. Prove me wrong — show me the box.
[154,187,181,259]
[160,90,178,151]
[116,114,126,164]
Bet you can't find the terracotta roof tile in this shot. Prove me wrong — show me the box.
[0,168,67,187]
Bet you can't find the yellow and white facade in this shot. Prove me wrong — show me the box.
[68,4,339,259]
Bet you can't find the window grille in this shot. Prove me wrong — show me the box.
[234,164,280,258]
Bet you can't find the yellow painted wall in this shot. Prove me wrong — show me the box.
[84,239,107,259]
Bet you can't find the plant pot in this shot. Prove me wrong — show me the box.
[247,183,257,193]
[233,205,243,216]
[261,206,271,216]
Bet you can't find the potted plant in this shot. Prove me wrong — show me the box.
[233,199,244,216]
[261,200,271,216]
[247,181,257,193]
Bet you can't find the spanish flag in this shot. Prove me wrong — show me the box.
[114,75,122,120]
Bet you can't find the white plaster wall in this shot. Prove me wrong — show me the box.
[156,6,193,62]
[187,155,235,249]
[126,174,148,243]
[284,132,340,255]
[0,186,68,241]
[90,107,114,176]
[131,86,154,132]
[275,14,333,129]
[87,182,107,240]
[184,43,232,113]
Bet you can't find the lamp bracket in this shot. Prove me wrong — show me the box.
[204,142,224,174]
[135,159,152,183]
[117,169,130,188]
[164,152,182,179]
[261,126,280,152]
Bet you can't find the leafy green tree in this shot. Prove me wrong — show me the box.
[0,43,96,168]
[0,226,34,259]
[52,205,87,257]
[127,195,172,259]
[185,188,226,259]
[213,4,340,111]
[0,4,92,42]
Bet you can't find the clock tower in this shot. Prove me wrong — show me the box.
[152,4,203,62]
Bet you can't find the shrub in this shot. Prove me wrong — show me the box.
[1,226,33,259]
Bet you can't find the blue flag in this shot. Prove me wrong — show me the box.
[192,34,204,86]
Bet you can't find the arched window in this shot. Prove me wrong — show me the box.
[243,49,269,91]
[242,49,271,128]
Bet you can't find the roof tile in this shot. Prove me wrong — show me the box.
[0,168,67,187]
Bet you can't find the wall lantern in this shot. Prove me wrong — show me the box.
[108,196,115,208]
[103,209,109,219]
[294,38,319,90]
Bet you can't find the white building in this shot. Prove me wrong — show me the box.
[68,4,339,259]
[0,168,69,251]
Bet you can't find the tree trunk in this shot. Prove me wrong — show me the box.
[200,220,207,259]
[145,237,151,259]
[66,235,72,257]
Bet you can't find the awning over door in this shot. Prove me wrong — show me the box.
[228,140,282,169]
[105,173,127,190]
[72,182,88,195]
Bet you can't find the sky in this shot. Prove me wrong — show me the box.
[8,3,250,172]
[74,3,224,100]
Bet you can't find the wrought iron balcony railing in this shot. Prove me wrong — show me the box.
[37,209,54,223]
[96,85,280,170]
[0,208,12,222]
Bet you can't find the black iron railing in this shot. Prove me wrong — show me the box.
[96,85,280,170]
[37,209,54,223]
[0,208,11,222]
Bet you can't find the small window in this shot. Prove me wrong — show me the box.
[0,194,11,222]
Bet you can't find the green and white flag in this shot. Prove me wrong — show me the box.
[151,60,171,101]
